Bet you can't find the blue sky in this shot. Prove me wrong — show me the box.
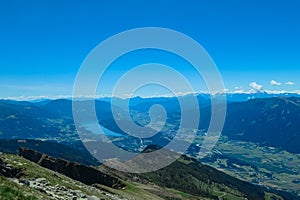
[0,0,299,99]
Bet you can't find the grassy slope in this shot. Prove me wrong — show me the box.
[0,152,205,200]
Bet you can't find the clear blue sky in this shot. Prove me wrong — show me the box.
[0,0,299,99]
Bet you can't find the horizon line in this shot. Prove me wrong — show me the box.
[1,90,300,101]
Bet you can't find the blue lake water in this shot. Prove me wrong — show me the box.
[83,122,123,137]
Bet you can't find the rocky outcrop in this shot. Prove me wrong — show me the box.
[19,148,125,189]
[13,177,106,200]
[0,158,24,178]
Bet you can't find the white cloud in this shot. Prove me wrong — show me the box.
[264,90,288,94]
[233,86,244,94]
[293,90,300,94]
[285,81,295,86]
[249,82,263,91]
[270,80,281,86]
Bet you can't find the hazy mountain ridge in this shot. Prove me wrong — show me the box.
[0,95,300,153]
[222,97,300,153]
[131,96,300,154]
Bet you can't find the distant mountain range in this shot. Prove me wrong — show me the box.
[3,91,300,103]
[0,95,300,154]
[129,95,300,154]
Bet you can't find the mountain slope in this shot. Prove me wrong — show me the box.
[98,145,286,200]
[222,97,300,153]
[1,96,300,154]
[1,148,268,200]
[0,102,62,139]
[0,139,291,199]
[0,152,123,200]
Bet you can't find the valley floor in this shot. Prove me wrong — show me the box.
[191,136,300,197]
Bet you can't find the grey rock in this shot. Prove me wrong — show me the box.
[33,185,47,193]
[19,179,30,186]
[87,196,100,200]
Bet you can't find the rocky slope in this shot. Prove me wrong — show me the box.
[19,148,124,189]
[0,152,123,200]
[0,151,204,199]
[0,145,284,200]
